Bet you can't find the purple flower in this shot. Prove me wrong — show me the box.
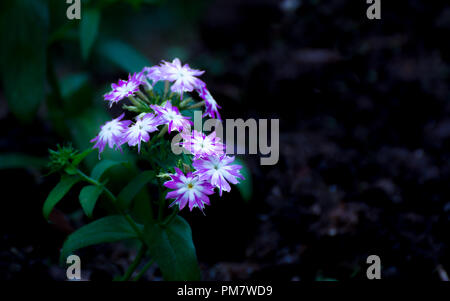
[90,113,131,158]
[197,84,221,120]
[104,73,143,107]
[193,155,244,196]
[180,130,225,158]
[164,167,215,212]
[159,58,205,98]
[123,113,161,153]
[150,101,193,133]
[141,65,164,87]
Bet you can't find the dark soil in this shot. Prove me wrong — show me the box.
[1,0,449,280]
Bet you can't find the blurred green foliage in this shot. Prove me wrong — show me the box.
[0,0,207,136]
[0,0,252,201]
[0,0,48,122]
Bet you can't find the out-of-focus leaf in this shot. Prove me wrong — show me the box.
[235,158,252,202]
[60,215,141,265]
[91,159,126,180]
[80,7,101,60]
[59,73,94,120]
[43,175,80,220]
[0,0,48,122]
[97,40,151,73]
[143,216,200,280]
[60,73,90,100]
[117,170,156,210]
[0,154,46,170]
[79,185,103,218]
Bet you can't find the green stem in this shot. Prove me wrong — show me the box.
[132,258,155,281]
[157,189,166,221]
[122,105,140,112]
[121,244,147,281]
[163,81,169,98]
[144,83,153,95]
[136,91,151,104]
[162,208,179,226]
[179,97,193,109]
[75,169,145,241]
[185,101,205,110]
[129,96,148,110]
[157,125,168,138]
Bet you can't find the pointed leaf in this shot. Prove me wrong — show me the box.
[60,215,142,265]
[60,72,90,100]
[143,216,200,280]
[117,170,156,210]
[97,40,151,73]
[72,148,94,167]
[79,185,103,218]
[43,175,80,220]
[90,159,125,180]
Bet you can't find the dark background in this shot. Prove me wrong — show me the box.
[1,0,449,280]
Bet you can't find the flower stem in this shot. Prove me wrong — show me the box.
[129,96,148,110]
[121,244,147,281]
[74,169,145,241]
[179,97,193,109]
[157,188,166,221]
[163,81,169,98]
[122,105,140,112]
[162,208,179,226]
[137,91,151,104]
[132,258,155,281]
[185,100,205,110]
[157,125,168,138]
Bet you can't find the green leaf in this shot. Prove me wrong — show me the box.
[43,175,80,220]
[0,153,46,170]
[0,0,48,122]
[117,170,156,210]
[235,158,252,202]
[60,215,141,265]
[60,73,90,100]
[90,159,125,181]
[79,185,103,218]
[144,216,200,280]
[80,7,101,60]
[97,40,151,73]
[72,148,94,167]
[64,165,78,176]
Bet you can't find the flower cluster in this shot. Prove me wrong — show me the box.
[163,154,244,212]
[91,58,243,212]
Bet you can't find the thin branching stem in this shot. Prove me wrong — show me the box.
[132,258,156,281]
[121,244,147,281]
[74,168,145,241]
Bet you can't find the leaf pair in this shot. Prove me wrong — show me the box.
[43,159,123,220]
[60,215,200,280]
